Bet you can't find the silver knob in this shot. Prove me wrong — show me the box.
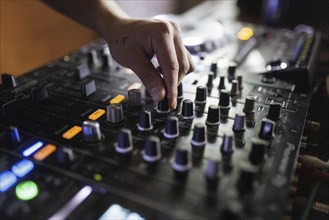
[82,121,102,143]
[128,89,143,108]
[106,104,125,124]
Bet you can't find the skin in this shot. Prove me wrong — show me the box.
[43,0,195,109]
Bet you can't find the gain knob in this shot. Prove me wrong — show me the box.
[157,97,170,114]
[181,99,194,119]
[82,121,102,143]
[221,134,234,154]
[106,104,125,124]
[172,148,191,172]
[206,105,220,126]
[164,116,179,138]
[128,89,143,108]
[267,102,282,121]
[138,110,153,131]
[258,118,275,140]
[191,123,206,147]
[195,86,207,104]
[115,128,133,154]
[243,96,255,115]
[143,136,161,162]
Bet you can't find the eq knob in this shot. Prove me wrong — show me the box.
[221,134,234,154]
[232,113,245,132]
[181,99,194,119]
[82,121,102,143]
[157,97,170,113]
[128,89,143,108]
[258,118,275,140]
[243,96,255,115]
[164,116,179,138]
[1,73,17,89]
[106,104,125,124]
[218,76,226,91]
[172,148,191,172]
[143,136,161,163]
[191,123,206,147]
[138,110,153,131]
[195,86,207,104]
[115,128,133,154]
[206,105,220,126]
[249,138,268,165]
[267,102,282,121]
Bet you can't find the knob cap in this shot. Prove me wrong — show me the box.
[1,73,17,89]
[56,147,75,166]
[191,123,206,147]
[143,136,161,162]
[230,80,239,96]
[221,134,234,154]
[82,121,102,143]
[249,138,267,165]
[128,89,143,108]
[243,96,255,114]
[5,126,21,146]
[106,104,125,124]
[219,90,230,109]
[157,98,170,113]
[115,128,133,153]
[258,118,275,140]
[206,105,220,126]
[227,62,237,82]
[195,86,207,104]
[172,148,191,172]
[88,49,99,67]
[206,72,214,88]
[30,86,48,102]
[181,99,194,119]
[138,110,153,131]
[218,76,226,91]
[232,113,245,132]
[177,83,184,100]
[205,158,220,180]
[267,102,282,121]
[210,62,218,77]
[164,116,179,138]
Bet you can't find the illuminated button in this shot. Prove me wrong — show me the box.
[22,141,44,157]
[110,95,125,104]
[88,109,105,120]
[33,144,57,161]
[0,171,17,192]
[93,173,103,181]
[62,126,82,140]
[237,27,254,41]
[12,159,34,177]
[16,180,39,201]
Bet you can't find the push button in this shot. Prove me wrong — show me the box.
[110,94,125,104]
[62,126,82,140]
[88,109,105,120]
[33,144,57,161]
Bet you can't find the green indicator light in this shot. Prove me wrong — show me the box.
[16,180,39,201]
[93,173,102,181]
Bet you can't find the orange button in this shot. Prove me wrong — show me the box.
[88,109,105,120]
[110,95,125,104]
[33,144,57,161]
[62,126,82,140]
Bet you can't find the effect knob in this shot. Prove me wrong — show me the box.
[258,118,275,140]
[221,134,234,154]
[243,96,255,114]
[267,102,282,121]
[249,138,268,165]
[206,105,220,126]
[115,128,133,153]
[106,104,125,124]
[82,121,102,143]
[172,148,191,172]
[164,116,179,138]
[138,110,153,131]
[143,136,161,162]
[5,126,21,146]
[219,90,230,109]
[195,86,207,104]
[230,80,239,97]
[1,73,17,89]
[218,76,226,91]
[177,83,184,100]
[232,113,245,132]
[157,98,170,114]
[181,99,194,119]
[191,123,206,147]
[128,89,143,108]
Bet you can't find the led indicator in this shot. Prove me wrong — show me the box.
[0,171,17,192]
[93,173,103,181]
[12,159,34,177]
[22,141,44,157]
[16,180,39,201]
[237,27,254,41]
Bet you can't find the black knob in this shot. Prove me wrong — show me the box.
[210,62,218,77]
[206,105,220,126]
[5,126,21,146]
[88,49,99,67]
[243,96,255,114]
[206,72,214,88]
[249,138,268,165]
[232,113,245,132]
[81,79,96,97]
[172,148,191,172]
[218,76,226,91]
[157,98,170,113]
[195,86,207,104]
[101,52,114,69]
[75,63,90,80]
[164,116,179,138]
[106,104,125,124]
[205,158,220,180]
[1,73,17,89]
[219,90,230,109]
[227,62,237,82]
[177,83,184,100]
[30,86,48,102]
[258,118,275,140]
[267,102,282,121]
[143,136,161,162]
[181,99,194,119]
[237,75,243,89]
[56,147,75,166]
[191,123,206,147]
[82,121,102,143]
[230,80,239,96]
[221,134,234,154]
[138,110,153,131]
[115,128,133,153]
[237,170,255,196]
[128,89,143,108]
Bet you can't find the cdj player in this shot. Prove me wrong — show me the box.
[0,7,321,220]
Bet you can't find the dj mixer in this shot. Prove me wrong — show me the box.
[0,15,321,220]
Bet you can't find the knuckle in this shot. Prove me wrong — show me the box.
[163,62,179,74]
[157,20,172,34]
[169,21,180,31]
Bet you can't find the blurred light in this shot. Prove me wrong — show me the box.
[0,171,17,192]
[237,27,254,41]
[280,62,288,69]
[16,180,39,200]
[12,159,34,178]
[22,141,44,157]
[93,173,103,181]
[183,36,204,46]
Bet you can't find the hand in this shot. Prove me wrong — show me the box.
[103,18,195,109]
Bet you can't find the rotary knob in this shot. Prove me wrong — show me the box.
[172,148,191,172]
[88,49,99,67]
[237,75,243,89]
[1,73,17,89]
[106,104,125,124]
[237,170,255,196]
[206,105,220,126]
[221,134,234,154]
[243,96,255,115]
[258,118,275,140]
[232,113,245,132]
[210,62,218,77]
[227,62,237,82]
[195,86,207,104]
[219,90,230,110]
[267,102,282,121]
[205,158,221,190]
[164,116,179,138]
[218,76,226,91]
[157,98,170,114]
[249,138,268,165]
[230,80,239,97]
[206,72,214,88]
[138,110,153,131]
[82,121,102,143]
[30,86,48,102]
[177,83,184,100]
[181,99,194,119]
[143,136,161,163]
[5,126,21,146]
[115,128,133,154]
[191,123,206,147]
[101,52,114,69]
[128,89,143,108]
